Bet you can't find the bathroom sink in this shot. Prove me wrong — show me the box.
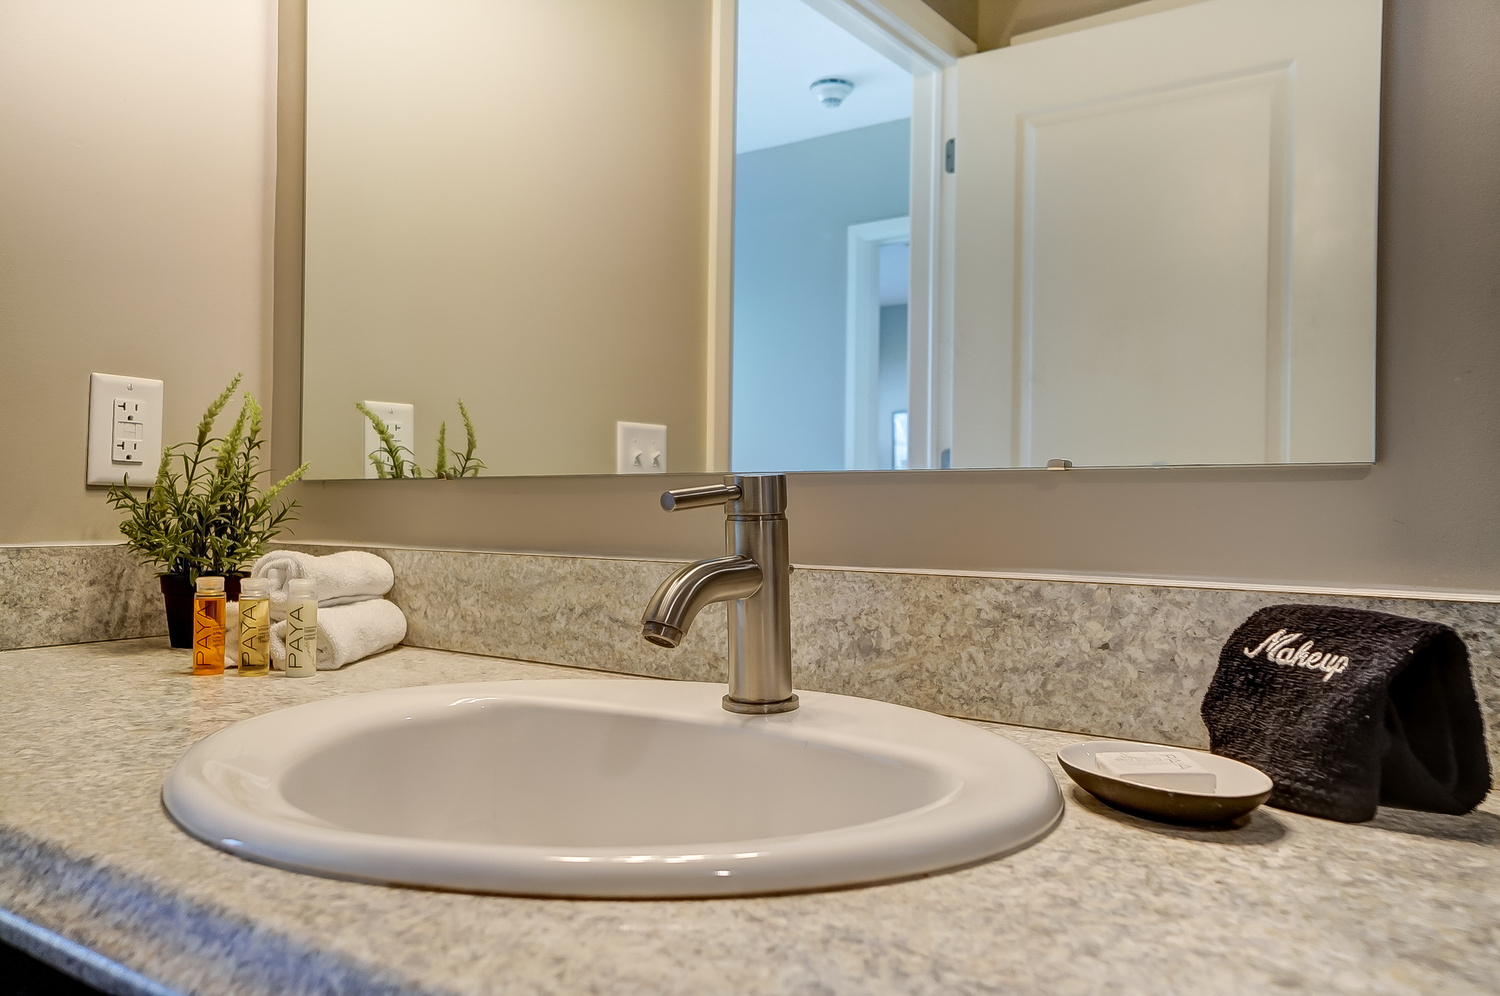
[163,679,1063,897]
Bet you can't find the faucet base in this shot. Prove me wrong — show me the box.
[722,693,800,715]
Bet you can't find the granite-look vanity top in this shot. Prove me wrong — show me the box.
[0,640,1494,995]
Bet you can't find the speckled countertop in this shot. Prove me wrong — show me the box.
[0,640,1495,996]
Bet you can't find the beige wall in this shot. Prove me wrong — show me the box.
[0,0,276,543]
[285,0,1500,596]
[974,0,1160,49]
[300,0,710,479]
[918,0,980,41]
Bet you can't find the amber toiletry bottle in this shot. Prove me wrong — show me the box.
[192,576,226,675]
[285,578,318,678]
[238,577,271,676]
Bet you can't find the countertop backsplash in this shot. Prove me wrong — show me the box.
[0,544,162,651]
[4,540,1497,771]
[280,542,1500,773]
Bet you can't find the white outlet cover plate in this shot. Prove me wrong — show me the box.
[361,401,415,478]
[617,422,667,474]
[87,373,164,486]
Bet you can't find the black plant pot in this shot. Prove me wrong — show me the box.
[160,574,243,649]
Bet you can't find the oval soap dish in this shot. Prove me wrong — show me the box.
[1057,740,1273,826]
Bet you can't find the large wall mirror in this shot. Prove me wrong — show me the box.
[298,0,1381,481]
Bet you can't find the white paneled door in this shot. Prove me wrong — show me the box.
[950,0,1380,468]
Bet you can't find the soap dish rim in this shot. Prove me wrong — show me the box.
[1057,740,1273,826]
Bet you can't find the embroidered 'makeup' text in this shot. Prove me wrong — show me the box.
[1243,629,1351,682]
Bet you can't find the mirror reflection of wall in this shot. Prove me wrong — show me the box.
[297,0,1381,481]
[300,0,712,480]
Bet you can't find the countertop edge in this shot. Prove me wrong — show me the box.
[0,906,176,996]
[0,824,427,996]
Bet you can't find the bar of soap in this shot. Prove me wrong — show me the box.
[1095,750,1217,792]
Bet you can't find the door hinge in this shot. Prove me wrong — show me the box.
[945,138,956,174]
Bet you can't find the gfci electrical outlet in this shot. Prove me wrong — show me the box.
[87,373,164,486]
[617,422,666,474]
[361,401,415,478]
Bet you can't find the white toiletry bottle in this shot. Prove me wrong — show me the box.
[285,578,318,677]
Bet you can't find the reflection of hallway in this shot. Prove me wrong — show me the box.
[731,0,913,472]
[876,240,910,471]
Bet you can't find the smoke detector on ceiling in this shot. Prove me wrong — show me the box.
[809,78,855,109]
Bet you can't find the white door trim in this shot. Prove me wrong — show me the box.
[907,65,958,470]
[844,216,911,469]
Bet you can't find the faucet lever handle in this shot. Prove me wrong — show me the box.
[661,484,742,511]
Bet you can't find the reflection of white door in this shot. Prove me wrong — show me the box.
[951,0,1380,468]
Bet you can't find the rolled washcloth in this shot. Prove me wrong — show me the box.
[269,598,407,671]
[1202,603,1490,822]
[251,550,395,621]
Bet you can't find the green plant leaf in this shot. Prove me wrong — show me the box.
[449,398,485,477]
[108,374,306,579]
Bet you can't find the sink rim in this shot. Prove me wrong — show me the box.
[163,679,1064,897]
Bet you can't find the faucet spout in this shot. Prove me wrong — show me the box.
[641,475,798,714]
[641,556,762,648]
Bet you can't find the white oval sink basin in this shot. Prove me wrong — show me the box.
[163,680,1063,897]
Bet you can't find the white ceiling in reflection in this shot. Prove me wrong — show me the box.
[736,0,913,154]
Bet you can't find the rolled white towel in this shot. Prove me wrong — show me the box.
[225,599,239,668]
[251,550,394,621]
[269,598,407,671]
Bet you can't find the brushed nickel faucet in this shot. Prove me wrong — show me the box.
[640,474,797,714]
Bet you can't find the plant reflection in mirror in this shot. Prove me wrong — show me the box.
[356,399,484,479]
[355,401,420,478]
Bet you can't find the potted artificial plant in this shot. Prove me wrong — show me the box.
[108,374,309,648]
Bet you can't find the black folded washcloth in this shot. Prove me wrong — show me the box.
[1201,603,1490,823]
